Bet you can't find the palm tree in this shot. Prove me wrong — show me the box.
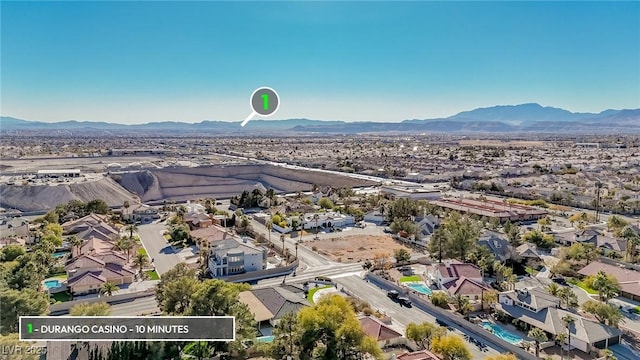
[563,315,575,355]
[265,220,273,245]
[133,252,149,278]
[592,270,621,302]
[125,224,138,240]
[313,213,320,240]
[123,200,130,220]
[298,215,304,243]
[621,226,639,263]
[556,333,567,360]
[100,282,119,297]
[280,234,286,261]
[114,237,134,262]
[547,283,561,297]
[527,327,547,357]
[295,241,299,259]
[450,294,472,315]
[68,235,83,257]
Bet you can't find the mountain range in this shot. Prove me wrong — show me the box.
[1,103,638,134]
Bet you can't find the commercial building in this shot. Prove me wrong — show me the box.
[380,184,442,200]
[430,198,548,222]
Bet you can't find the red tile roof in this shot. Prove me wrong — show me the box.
[358,316,402,341]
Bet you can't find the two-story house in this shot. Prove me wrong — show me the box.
[433,260,488,300]
[496,287,621,354]
[208,238,266,277]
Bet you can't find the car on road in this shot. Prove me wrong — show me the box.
[397,296,412,307]
[387,290,399,299]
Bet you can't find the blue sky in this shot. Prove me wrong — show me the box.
[2,1,639,124]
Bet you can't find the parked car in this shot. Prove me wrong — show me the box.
[552,277,568,285]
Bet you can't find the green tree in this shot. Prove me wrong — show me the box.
[0,287,49,334]
[522,230,555,248]
[563,315,575,354]
[428,228,448,263]
[405,322,446,350]
[430,334,472,360]
[620,226,639,263]
[69,302,111,316]
[443,212,480,260]
[394,248,412,264]
[86,199,110,214]
[318,197,334,209]
[486,354,518,360]
[133,252,149,278]
[431,292,449,308]
[450,294,473,315]
[592,271,621,302]
[68,235,84,257]
[557,286,578,309]
[297,295,382,359]
[547,283,561,296]
[100,282,119,297]
[114,237,134,262]
[607,215,628,232]
[1,245,25,262]
[268,311,300,359]
[581,300,624,327]
[125,224,138,239]
[155,263,198,314]
[527,327,548,357]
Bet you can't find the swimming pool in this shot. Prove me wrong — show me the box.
[256,335,274,343]
[405,282,433,295]
[481,321,523,344]
[43,279,61,289]
[53,251,69,258]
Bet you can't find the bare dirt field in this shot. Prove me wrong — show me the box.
[307,234,411,263]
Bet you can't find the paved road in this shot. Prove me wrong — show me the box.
[110,296,160,316]
[253,263,364,288]
[137,223,181,275]
[250,218,333,267]
[335,275,501,359]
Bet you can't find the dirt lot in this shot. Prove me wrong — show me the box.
[307,234,412,263]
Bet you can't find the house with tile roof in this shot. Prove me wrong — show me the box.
[62,214,118,240]
[578,261,640,301]
[238,286,311,335]
[495,287,621,354]
[358,315,404,349]
[433,260,482,289]
[64,253,135,295]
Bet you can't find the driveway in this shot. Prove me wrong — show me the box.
[137,223,181,276]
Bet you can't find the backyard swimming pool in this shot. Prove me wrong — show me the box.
[43,279,61,289]
[53,251,69,258]
[405,282,433,295]
[256,335,274,343]
[481,321,523,344]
